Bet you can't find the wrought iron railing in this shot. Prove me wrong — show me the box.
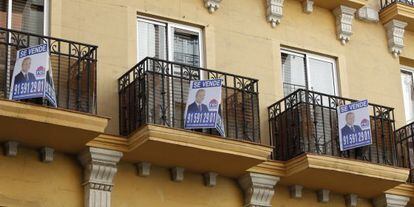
[118,57,260,142]
[396,122,414,182]
[380,0,414,9]
[268,89,399,166]
[0,27,97,113]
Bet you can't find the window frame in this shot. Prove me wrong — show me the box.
[5,0,49,35]
[281,48,339,96]
[401,65,414,124]
[137,16,204,68]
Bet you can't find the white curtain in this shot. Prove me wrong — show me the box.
[401,71,414,123]
[137,20,166,62]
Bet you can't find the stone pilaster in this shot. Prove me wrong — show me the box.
[385,19,408,57]
[373,194,410,207]
[238,172,280,207]
[333,5,356,45]
[266,0,284,28]
[79,147,123,207]
[204,0,222,13]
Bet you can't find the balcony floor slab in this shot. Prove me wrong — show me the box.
[115,124,273,177]
[0,99,109,153]
[249,153,409,198]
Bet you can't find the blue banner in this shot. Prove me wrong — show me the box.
[338,100,372,151]
[184,79,225,136]
[10,44,57,107]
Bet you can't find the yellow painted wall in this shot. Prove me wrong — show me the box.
[112,162,244,207]
[50,0,409,145]
[112,162,377,206]
[0,147,83,207]
[272,186,374,207]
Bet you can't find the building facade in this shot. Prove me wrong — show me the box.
[1,0,414,206]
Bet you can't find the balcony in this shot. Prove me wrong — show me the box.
[296,0,366,10]
[396,121,414,182]
[118,57,272,177]
[380,0,414,32]
[264,89,409,197]
[0,27,107,153]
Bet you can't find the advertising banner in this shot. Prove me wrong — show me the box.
[337,100,372,151]
[9,44,57,107]
[184,79,225,136]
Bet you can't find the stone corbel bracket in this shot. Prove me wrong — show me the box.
[204,0,222,13]
[238,172,280,207]
[333,5,357,45]
[79,147,123,207]
[302,0,314,14]
[357,6,379,23]
[385,19,408,57]
[373,194,410,207]
[266,0,285,28]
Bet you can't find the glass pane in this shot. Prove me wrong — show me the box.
[281,52,306,96]
[401,71,414,123]
[12,0,44,35]
[173,30,200,67]
[308,57,336,96]
[137,20,167,62]
[0,0,7,28]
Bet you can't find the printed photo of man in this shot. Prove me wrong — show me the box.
[187,89,209,113]
[14,57,36,85]
[341,112,363,137]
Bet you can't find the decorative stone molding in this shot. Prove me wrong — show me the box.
[345,194,358,207]
[317,189,330,203]
[79,147,123,207]
[204,0,222,13]
[289,185,303,199]
[357,7,379,23]
[302,0,313,14]
[136,162,151,177]
[373,194,410,207]
[203,172,218,187]
[333,5,357,45]
[170,167,185,182]
[266,0,284,28]
[40,147,54,163]
[3,141,19,157]
[238,172,280,207]
[385,19,408,57]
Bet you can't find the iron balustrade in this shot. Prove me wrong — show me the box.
[380,0,414,9]
[118,57,260,142]
[0,27,98,114]
[268,89,399,167]
[396,122,414,182]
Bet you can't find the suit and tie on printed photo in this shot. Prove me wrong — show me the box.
[187,89,210,114]
[341,112,362,137]
[14,57,36,85]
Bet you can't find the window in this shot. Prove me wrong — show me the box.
[401,67,414,123]
[137,17,203,67]
[0,0,48,35]
[281,49,338,96]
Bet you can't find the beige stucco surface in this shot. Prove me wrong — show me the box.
[0,147,83,207]
[50,0,410,146]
